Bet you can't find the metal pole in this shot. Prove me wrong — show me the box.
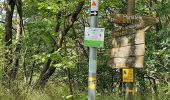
[88,0,98,100]
[88,48,97,100]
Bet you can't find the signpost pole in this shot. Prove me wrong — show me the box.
[88,0,98,100]
[126,0,135,100]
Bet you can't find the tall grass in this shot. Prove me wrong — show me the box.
[0,83,170,100]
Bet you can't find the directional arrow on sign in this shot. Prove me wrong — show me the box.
[91,11,98,16]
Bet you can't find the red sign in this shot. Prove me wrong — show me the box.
[91,1,96,6]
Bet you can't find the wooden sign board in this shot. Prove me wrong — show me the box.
[112,29,136,37]
[113,14,141,24]
[115,23,143,31]
[115,14,142,19]
[109,56,144,68]
[112,30,145,47]
[113,14,158,26]
[109,14,158,69]
[122,68,134,82]
[110,44,145,58]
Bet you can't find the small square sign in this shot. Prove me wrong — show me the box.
[122,68,134,82]
[84,27,105,48]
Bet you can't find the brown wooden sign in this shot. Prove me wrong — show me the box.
[115,23,142,31]
[112,30,145,47]
[109,56,144,68]
[110,44,145,58]
[113,14,141,24]
[113,14,158,25]
[109,14,158,69]
[112,29,136,37]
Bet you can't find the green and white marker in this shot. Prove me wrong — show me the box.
[84,27,105,48]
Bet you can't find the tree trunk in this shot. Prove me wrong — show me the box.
[67,68,74,100]
[3,0,15,87]
[28,61,35,85]
[35,1,84,89]
[35,63,56,89]
[22,48,27,83]
[9,0,23,81]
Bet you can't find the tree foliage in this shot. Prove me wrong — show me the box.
[0,0,169,99]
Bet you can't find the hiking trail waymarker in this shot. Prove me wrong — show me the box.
[91,0,98,16]
[123,68,134,82]
[84,27,105,48]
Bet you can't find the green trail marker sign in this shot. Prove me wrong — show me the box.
[84,27,105,48]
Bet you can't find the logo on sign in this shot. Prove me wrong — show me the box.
[91,1,96,6]
[91,0,98,12]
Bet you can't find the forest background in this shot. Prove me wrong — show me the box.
[0,0,169,100]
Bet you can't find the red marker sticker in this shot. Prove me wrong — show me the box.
[91,1,96,6]
[91,0,98,12]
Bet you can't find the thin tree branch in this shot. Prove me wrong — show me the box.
[59,1,85,47]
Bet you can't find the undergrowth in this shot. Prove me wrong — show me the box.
[0,83,169,100]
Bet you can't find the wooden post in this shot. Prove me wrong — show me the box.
[108,0,158,99]
[126,0,135,100]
